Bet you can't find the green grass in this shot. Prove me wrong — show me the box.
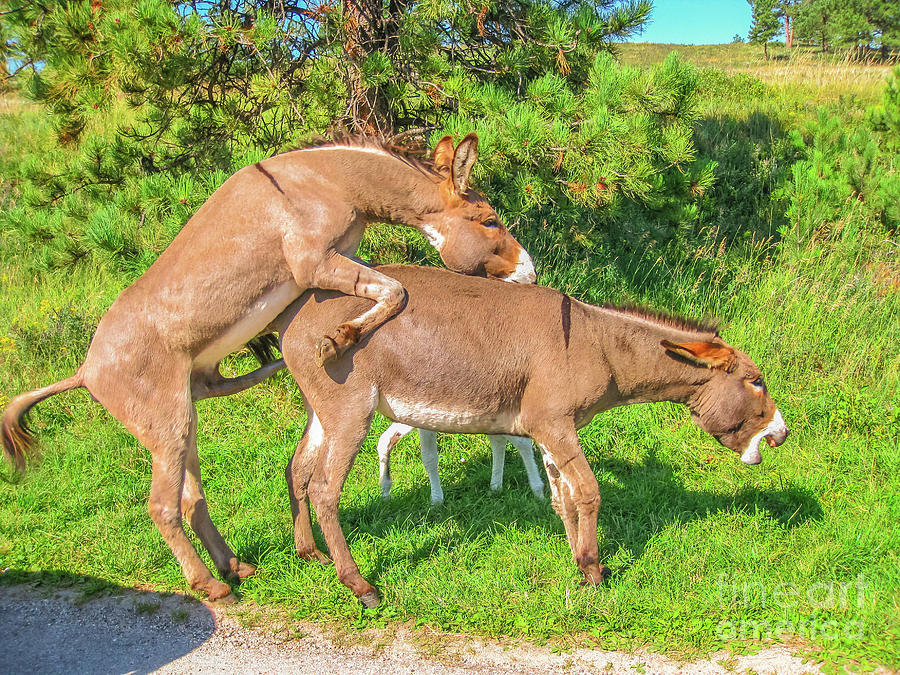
[1,63,899,673]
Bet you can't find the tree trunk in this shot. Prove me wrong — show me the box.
[764,41,769,60]
[784,15,793,49]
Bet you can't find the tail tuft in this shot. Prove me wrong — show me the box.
[1,372,84,480]
[246,333,281,366]
[1,411,32,478]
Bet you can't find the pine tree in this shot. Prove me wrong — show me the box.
[1,0,707,281]
[793,0,899,57]
[794,0,838,52]
[748,0,783,60]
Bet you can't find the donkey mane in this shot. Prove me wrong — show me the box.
[599,303,719,336]
[285,134,440,177]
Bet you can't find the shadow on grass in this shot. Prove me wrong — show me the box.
[0,569,215,675]
[326,446,822,586]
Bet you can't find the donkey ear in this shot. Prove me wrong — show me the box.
[451,133,479,194]
[432,136,455,178]
[661,339,736,372]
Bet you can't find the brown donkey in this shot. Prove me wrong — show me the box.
[1,136,535,601]
[273,265,789,608]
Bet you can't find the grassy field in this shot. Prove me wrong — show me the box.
[1,44,899,671]
[619,42,895,105]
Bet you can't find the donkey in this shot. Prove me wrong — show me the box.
[377,423,545,504]
[1,136,535,602]
[272,265,789,608]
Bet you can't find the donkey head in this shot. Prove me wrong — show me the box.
[662,339,789,465]
[420,134,536,284]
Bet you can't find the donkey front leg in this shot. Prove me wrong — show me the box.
[508,436,545,498]
[306,409,380,607]
[311,254,406,366]
[489,435,507,492]
[531,424,609,586]
[417,429,444,505]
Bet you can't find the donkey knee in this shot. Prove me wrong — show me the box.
[380,280,406,309]
[148,500,183,535]
[307,479,338,510]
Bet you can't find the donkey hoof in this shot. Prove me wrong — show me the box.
[580,565,612,587]
[314,336,339,366]
[234,562,257,580]
[359,591,381,609]
[299,548,332,565]
[202,579,234,602]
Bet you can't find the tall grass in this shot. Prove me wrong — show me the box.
[620,42,893,104]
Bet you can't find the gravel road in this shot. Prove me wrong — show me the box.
[0,583,822,674]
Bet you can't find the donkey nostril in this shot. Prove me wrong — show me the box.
[766,427,789,447]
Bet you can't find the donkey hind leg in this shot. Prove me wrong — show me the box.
[508,436,545,498]
[417,429,444,505]
[377,422,414,499]
[94,384,232,601]
[181,405,256,582]
[286,410,331,565]
[488,435,507,492]
[307,408,379,607]
[310,255,406,366]
[531,425,609,586]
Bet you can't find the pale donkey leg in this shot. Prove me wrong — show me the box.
[417,429,444,505]
[377,424,444,504]
[377,422,414,499]
[508,435,545,498]
[489,435,506,491]
[490,435,545,497]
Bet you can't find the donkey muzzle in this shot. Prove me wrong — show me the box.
[765,426,789,447]
[740,410,788,465]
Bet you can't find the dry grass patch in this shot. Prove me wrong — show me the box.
[618,43,893,103]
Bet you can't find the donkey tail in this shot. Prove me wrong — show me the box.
[1,370,84,476]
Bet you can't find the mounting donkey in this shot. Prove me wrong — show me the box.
[1,135,535,602]
[273,265,789,608]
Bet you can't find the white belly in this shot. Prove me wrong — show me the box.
[193,281,301,369]
[376,394,518,434]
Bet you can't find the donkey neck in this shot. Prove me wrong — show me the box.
[582,304,717,408]
[284,146,443,225]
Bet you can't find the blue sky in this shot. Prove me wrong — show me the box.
[626,0,753,45]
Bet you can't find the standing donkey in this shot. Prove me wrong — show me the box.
[376,423,545,504]
[273,265,789,608]
[1,136,535,602]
